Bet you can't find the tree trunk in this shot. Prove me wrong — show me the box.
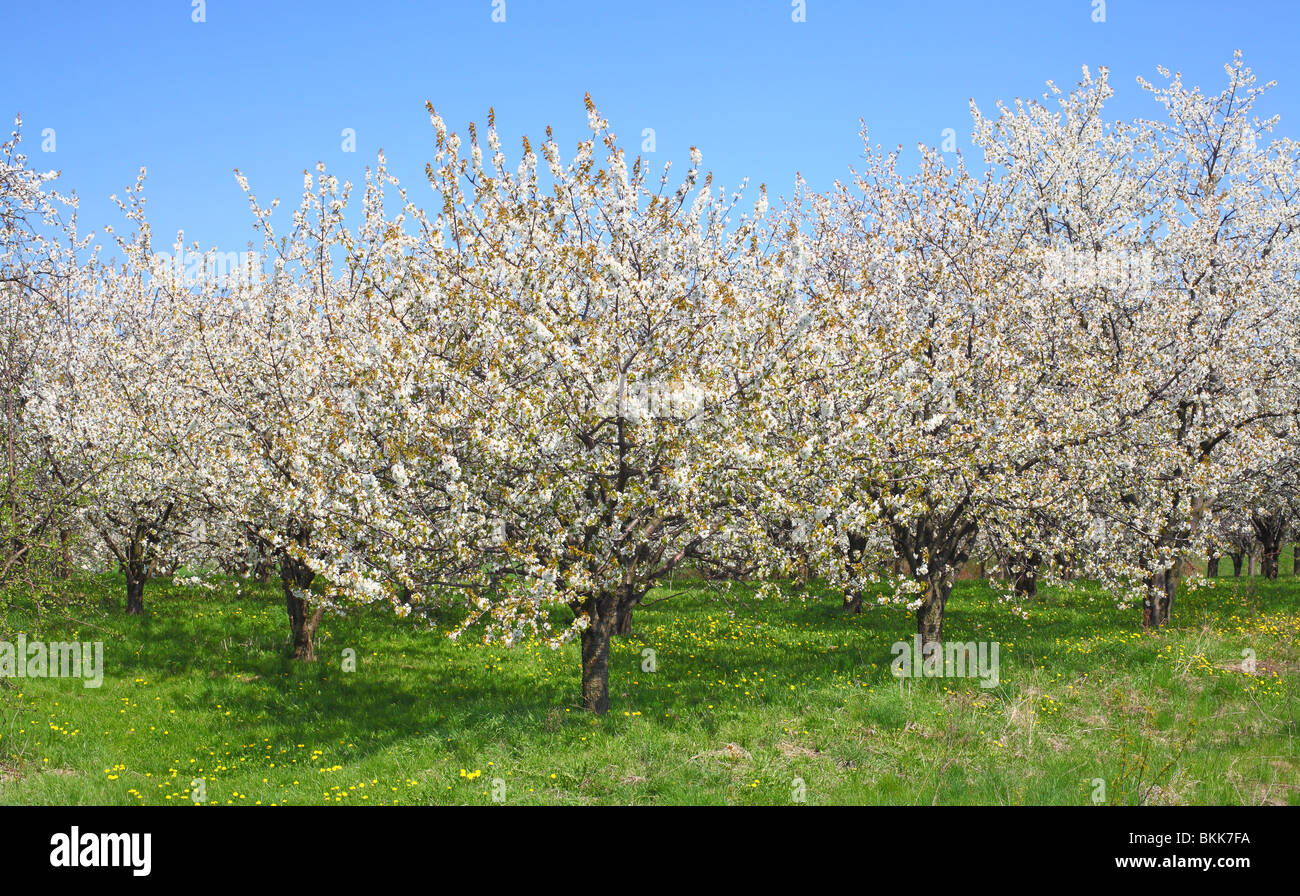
[285,592,323,661]
[1231,552,1243,577]
[580,624,612,714]
[1014,567,1037,599]
[579,591,620,714]
[124,535,148,615]
[1247,553,1256,577]
[281,556,321,660]
[1141,567,1176,629]
[125,566,146,615]
[1206,552,1219,578]
[614,600,635,635]
[843,590,863,614]
[1011,552,1040,600]
[917,574,952,650]
[1261,539,1281,580]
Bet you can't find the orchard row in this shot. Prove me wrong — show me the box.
[4,56,1298,711]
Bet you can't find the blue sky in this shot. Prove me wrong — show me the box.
[5,0,1299,254]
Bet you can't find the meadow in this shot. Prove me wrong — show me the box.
[1,570,1295,806]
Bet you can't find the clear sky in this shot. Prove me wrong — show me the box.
[5,0,1299,254]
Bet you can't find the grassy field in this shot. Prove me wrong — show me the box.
[1,570,1296,805]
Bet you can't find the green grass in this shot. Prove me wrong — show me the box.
[1,570,1296,805]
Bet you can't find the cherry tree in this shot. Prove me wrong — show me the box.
[396,99,809,712]
[955,55,1300,628]
[1121,53,1300,618]
[0,116,101,594]
[33,173,202,614]
[790,139,1090,649]
[145,158,445,657]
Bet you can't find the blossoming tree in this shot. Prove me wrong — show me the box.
[402,99,809,712]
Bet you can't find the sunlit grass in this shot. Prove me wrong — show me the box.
[1,570,1295,805]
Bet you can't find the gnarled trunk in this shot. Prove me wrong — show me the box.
[843,590,863,614]
[580,624,612,714]
[1260,540,1281,580]
[579,590,622,714]
[1231,552,1244,577]
[917,574,952,650]
[614,600,635,635]
[124,535,148,615]
[1141,567,1177,629]
[893,522,973,656]
[125,565,146,615]
[281,556,321,660]
[1011,551,1040,600]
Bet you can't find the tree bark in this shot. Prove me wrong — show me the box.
[579,591,621,714]
[917,574,952,649]
[281,556,321,660]
[580,624,612,714]
[124,535,148,615]
[1261,541,1281,580]
[614,600,635,635]
[1011,551,1040,600]
[1206,552,1219,578]
[1231,552,1243,577]
[1258,546,1279,579]
[125,566,146,615]
[1141,567,1177,629]
[843,590,863,614]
